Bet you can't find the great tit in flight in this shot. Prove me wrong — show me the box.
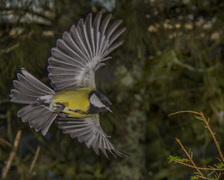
[10,11,126,158]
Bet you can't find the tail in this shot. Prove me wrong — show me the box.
[10,68,57,135]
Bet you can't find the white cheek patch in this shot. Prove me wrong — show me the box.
[90,94,105,108]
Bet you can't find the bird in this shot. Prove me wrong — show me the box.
[9,11,127,158]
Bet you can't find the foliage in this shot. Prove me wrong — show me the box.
[0,0,224,179]
[169,111,224,179]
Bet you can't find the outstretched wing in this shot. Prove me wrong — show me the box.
[56,115,127,158]
[48,11,125,91]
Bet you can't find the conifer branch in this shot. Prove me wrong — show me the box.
[200,112,224,162]
[169,156,224,171]
[175,138,206,179]
[169,111,224,179]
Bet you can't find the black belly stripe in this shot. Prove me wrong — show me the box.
[53,102,65,112]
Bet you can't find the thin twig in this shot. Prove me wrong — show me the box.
[7,110,13,143]
[0,137,13,148]
[176,138,206,179]
[169,110,201,117]
[172,160,224,171]
[29,146,41,174]
[217,173,221,180]
[200,112,224,162]
[1,130,22,179]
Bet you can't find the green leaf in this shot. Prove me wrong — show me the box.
[195,115,204,121]
[190,176,199,180]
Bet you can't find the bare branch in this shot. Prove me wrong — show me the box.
[0,137,13,148]
[29,146,41,174]
[1,130,22,179]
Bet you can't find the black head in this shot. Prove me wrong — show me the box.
[88,91,112,114]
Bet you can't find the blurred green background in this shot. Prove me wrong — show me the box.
[1,0,224,179]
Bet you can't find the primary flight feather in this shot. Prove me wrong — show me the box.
[10,11,126,158]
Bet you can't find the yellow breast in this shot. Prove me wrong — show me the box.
[52,88,93,117]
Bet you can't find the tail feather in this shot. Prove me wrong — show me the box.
[10,89,40,104]
[19,105,47,122]
[17,104,33,118]
[10,68,57,136]
[13,79,45,96]
[19,68,54,95]
[41,113,58,135]
[28,107,50,128]
[10,68,54,104]
[18,105,57,135]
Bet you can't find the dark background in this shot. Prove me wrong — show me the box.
[1,0,224,179]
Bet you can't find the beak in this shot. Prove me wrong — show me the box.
[106,107,112,112]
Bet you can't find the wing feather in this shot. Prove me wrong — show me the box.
[108,27,126,46]
[69,25,90,61]
[56,115,127,158]
[97,14,111,57]
[68,25,90,61]
[85,14,95,57]
[99,14,111,36]
[50,49,85,67]
[76,20,92,61]
[56,39,88,65]
[104,40,124,57]
[61,32,87,63]
[48,12,125,91]
[104,20,123,45]
[82,17,93,58]
[49,58,83,70]
[47,66,78,74]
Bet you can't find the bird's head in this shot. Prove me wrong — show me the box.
[88,90,112,114]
